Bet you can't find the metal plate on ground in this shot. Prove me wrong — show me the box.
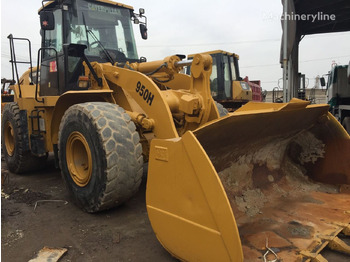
[28,246,67,262]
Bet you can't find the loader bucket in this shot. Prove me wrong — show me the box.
[146,99,350,261]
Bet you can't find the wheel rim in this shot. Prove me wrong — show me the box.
[66,131,92,187]
[4,121,15,156]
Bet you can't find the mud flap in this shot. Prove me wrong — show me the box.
[147,99,350,261]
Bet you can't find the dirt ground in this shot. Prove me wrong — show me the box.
[2,155,349,262]
[1,156,178,262]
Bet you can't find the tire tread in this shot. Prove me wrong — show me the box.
[58,102,143,212]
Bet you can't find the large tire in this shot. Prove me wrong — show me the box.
[58,102,143,213]
[342,116,350,135]
[1,102,47,173]
[215,101,229,117]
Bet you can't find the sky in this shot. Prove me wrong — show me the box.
[1,0,350,91]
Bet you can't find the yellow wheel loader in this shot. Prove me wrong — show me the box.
[187,50,256,112]
[2,0,350,261]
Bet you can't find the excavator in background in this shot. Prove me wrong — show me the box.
[1,78,15,112]
[322,62,350,134]
[187,50,263,111]
[2,0,350,261]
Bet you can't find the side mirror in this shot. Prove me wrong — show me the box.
[140,24,148,40]
[139,56,147,63]
[320,77,326,87]
[40,11,55,30]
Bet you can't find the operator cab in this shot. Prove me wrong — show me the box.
[39,0,146,96]
[208,51,242,100]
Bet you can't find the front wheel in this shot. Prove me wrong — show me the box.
[58,102,143,212]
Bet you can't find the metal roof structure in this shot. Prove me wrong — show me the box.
[294,0,350,36]
[281,0,350,101]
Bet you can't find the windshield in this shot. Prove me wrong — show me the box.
[66,0,138,62]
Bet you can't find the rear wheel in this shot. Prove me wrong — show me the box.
[58,102,143,212]
[342,116,350,135]
[1,102,47,173]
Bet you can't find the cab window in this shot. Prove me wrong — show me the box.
[43,9,63,58]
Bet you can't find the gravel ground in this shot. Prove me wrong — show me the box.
[1,157,177,262]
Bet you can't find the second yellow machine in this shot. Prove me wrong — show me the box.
[2,0,350,261]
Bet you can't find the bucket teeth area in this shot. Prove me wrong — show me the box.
[301,224,350,262]
[326,236,350,255]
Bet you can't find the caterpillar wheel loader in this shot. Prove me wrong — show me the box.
[2,0,350,261]
[187,50,263,112]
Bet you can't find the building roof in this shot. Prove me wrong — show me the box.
[292,0,350,36]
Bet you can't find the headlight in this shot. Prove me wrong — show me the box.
[240,81,250,90]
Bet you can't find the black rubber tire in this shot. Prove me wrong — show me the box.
[215,101,229,117]
[1,102,47,173]
[58,102,143,213]
[342,116,350,135]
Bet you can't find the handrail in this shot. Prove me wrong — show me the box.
[7,34,34,98]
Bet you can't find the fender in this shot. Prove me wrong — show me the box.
[50,90,115,145]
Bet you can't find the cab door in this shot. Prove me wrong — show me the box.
[39,9,65,96]
[215,53,232,100]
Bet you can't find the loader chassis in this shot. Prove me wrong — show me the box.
[2,0,350,261]
[3,0,220,210]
